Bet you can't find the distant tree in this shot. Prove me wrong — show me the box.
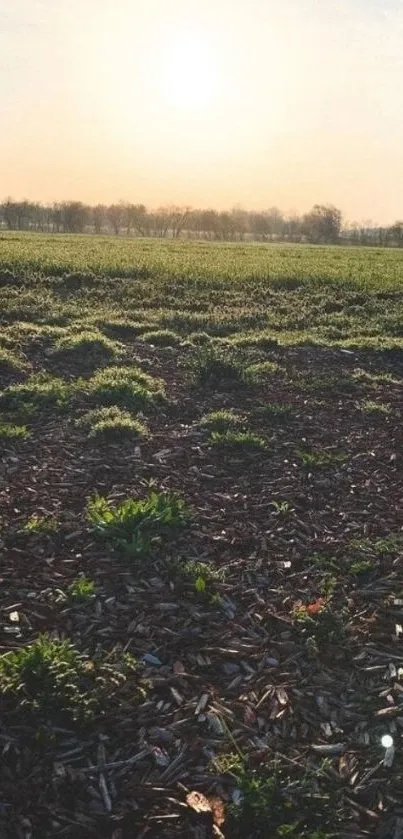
[389,221,403,247]
[61,201,89,234]
[107,203,125,235]
[92,204,106,235]
[124,203,149,237]
[303,204,342,244]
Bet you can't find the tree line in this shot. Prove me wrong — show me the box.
[1,198,403,247]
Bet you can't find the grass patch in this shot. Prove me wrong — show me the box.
[76,406,149,442]
[141,328,181,346]
[172,558,223,597]
[87,365,166,411]
[358,399,392,415]
[210,430,266,450]
[0,421,29,443]
[0,346,26,377]
[52,329,121,365]
[254,403,293,423]
[200,408,246,433]
[298,449,347,468]
[23,514,59,534]
[87,490,189,558]
[0,373,72,417]
[66,575,96,603]
[0,635,95,724]
[190,346,249,387]
[245,360,281,382]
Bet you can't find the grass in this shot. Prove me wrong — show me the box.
[0,373,72,417]
[66,575,95,603]
[297,449,347,468]
[141,328,181,346]
[87,365,166,411]
[87,490,189,557]
[254,403,293,423]
[0,346,26,376]
[245,360,281,382]
[210,429,267,450]
[0,421,29,443]
[358,399,392,415]
[52,329,121,364]
[23,514,59,534]
[200,408,247,433]
[190,346,249,387]
[76,405,149,442]
[0,635,95,724]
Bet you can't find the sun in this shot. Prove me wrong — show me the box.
[162,33,218,109]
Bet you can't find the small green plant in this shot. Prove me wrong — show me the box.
[0,635,95,723]
[88,490,189,557]
[23,514,59,534]
[245,360,281,382]
[298,449,347,468]
[66,576,95,603]
[293,601,347,647]
[76,406,149,442]
[0,421,29,443]
[0,346,26,377]
[358,399,391,415]
[0,374,71,417]
[52,330,120,364]
[141,328,181,346]
[88,365,165,411]
[200,408,246,433]
[254,403,293,423]
[210,430,266,450]
[349,559,373,576]
[191,347,247,387]
[271,500,292,515]
[227,760,336,839]
[173,558,223,597]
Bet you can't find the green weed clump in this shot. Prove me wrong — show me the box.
[141,328,181,346]
[52,329,120,364]
[254,403,293,423]
[0,373,72,417]
[0,421,29,443]
[190,345,251,387]
[88,365,166,411]
[200,408,246,433]
[358,399,391,415]
[0,635,94,724]
[76,406,149,442]
[172,558,223,596]
[0,346,26,377]
[298,449,347,468]
[245,360,281,382]
[210,430,266,450]
[88,490,189,557]
[67,575,95,603]
[23,514,59,534]
[224,759,336,839]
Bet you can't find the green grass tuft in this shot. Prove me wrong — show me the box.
[87,490,189,557]
[200,408,246,433]
[141,328,181,346]
[87,365,166,411]
[76,405,149,442]
[0,373,72,417]
[210,430,266,450]
[0,421,29,443]
[52,329,120,364]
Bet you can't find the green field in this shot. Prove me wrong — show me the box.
[0,234,403,838]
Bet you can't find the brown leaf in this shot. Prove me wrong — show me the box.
[186,791,212,815]
[209,796,225,827]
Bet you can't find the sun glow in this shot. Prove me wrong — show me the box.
[162,33,219,109]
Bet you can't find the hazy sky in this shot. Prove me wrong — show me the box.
[1,0,402,222]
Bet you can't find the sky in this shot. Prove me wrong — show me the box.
[1,0,403,223]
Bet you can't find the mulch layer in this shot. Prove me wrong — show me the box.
[1,340,403,839]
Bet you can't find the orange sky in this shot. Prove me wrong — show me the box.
[1,0,403,223]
